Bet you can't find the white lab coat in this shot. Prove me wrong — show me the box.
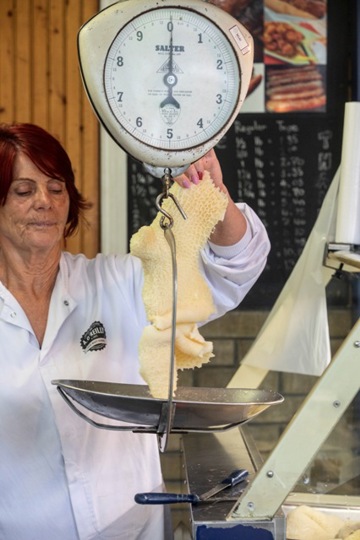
[0,203,269,540]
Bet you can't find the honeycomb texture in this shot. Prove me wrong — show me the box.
[130,172,228,398]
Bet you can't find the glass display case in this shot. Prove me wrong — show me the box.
[178,250,360,539]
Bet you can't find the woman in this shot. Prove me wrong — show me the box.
[0,122,270,539]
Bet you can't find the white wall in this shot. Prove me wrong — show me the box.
[100,0,128,255]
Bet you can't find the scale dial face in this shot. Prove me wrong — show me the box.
[79,0,253,173]
[104,9,239,152]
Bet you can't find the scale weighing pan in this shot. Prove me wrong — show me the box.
[53,380,284,433]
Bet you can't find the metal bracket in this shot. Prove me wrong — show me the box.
[227,317,360,521]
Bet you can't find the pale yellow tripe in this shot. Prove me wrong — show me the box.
[286,505,345,540]
[345,532,360,540]
[130,172,228,398]
[337,523,360,539]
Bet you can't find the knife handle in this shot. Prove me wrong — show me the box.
[135,469,249,505]
[135,492,199,505]
[223,468,249,486]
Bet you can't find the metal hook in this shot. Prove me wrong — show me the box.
[155,169,187,230]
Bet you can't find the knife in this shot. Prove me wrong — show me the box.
[134,468,248,505]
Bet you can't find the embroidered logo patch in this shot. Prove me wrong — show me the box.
[80,321,107,353]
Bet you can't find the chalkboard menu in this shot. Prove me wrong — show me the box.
[127,0,351,308]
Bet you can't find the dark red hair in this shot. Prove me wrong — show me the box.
[0,122,92,237]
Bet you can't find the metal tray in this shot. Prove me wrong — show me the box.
[53,379,284,433]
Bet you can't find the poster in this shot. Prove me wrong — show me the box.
[210,0,328,113]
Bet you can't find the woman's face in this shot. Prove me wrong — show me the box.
[0,152,70,254]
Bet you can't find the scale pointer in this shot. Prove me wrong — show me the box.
[160,16,180,110]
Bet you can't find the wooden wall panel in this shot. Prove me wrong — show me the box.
[0,2,15,120]
[32,0,49,126]
[15,1,31,119]
[0,0,100,257]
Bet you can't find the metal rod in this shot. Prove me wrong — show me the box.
[155,169,186,451]
[158,225,177,452]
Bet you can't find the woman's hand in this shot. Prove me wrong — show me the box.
[174,149,225,192]
[174,149,248,246]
